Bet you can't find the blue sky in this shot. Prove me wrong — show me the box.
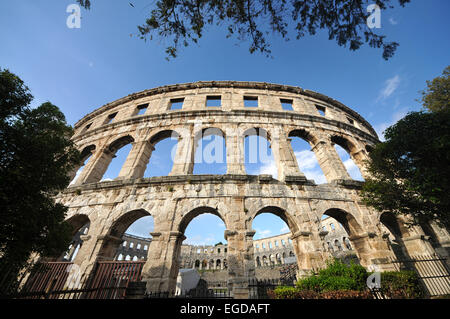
[2,1,449,244]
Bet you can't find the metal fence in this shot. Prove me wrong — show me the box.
[390,254,450,297]
[248,278,295,299]
[6,260,145,299]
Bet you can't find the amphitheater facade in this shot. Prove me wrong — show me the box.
[56,81,450,298]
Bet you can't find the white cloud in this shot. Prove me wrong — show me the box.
[295,150,326,184]
[185,234,217,246]
[389,17,398,25]
[254,228,272,239]
[343,159,364,181]
[374,108,409,141]
[259,159,277,178]
[280,225,289,233]
[377,75,400,101]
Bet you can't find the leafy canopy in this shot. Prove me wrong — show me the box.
[77,0,411,60]
[420,65,450,113]
[362,66,450,229]
[0,68,81,289]
[361,109,450,229]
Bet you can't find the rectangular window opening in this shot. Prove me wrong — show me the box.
[244,96,258,107]
[316,105,326,116]
[347,117,355,125]
[84,123,92,131]
[136,103,148,116]
[106,112,118,124]
[280,98,294,111]
[206,95,221,107]
[170,98,184,110]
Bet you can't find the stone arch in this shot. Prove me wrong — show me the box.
[69,145,96,184]
[142,129,181,177]
[242,127,276,176]
[84,134,135,183]
[330,135,365,180]
[288,128,319,146]
[250,205,300,234]
[108,135,135,154]
[57,214,91,261]
[322,208,368,264]
[178,206,228,235]
[193,127,226,174]
[98,209,151,260]
[323,208,364,236]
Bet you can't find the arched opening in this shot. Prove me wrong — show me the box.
[60,214,91,262]
[96,209,153,261]
[178,207,228,287]
[100,136,134,181]
[321,210,362,264]
[331,136,364,181]
[289,130,326,184]
[113,214,154,262]
[252,207,299,272]
[193,128,227,174]
[244,128,277,179]
[144,130,179,177]
[69,145,95,185]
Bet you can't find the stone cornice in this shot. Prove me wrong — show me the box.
[73,81,377,138]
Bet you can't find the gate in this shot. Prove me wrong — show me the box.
[390,254,450,297]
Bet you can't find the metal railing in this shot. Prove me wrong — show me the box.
[390,254,450,297]
[6,260,145,299]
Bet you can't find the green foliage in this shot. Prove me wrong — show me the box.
[0,68,80,294]
[379,271,425,299]
[77,0,411,60]
[272,260,424,299]
[420,66,450,113]
[361,109,450,229]
[296,259,368,292]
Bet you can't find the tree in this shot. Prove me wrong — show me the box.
[420,65,450,113]
[361,111,450,229]
[0,68,81,294]
[77,0,411,60]
[362,67,450,229]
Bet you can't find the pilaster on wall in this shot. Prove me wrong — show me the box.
[349,148,370,180]
[143,231,185,293]
[226,127,246,175]
[117,141,153,180]
[311,140,351,182]
[290,227,327,277]
[65,219,124,290]
[272,132,307,182]
[225,229,256,299]
[170,132,195,175]
[348,232,397,272]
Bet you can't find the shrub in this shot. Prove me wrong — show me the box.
[296,259,368,292]
[270,286,319,299]
[320,290,372,299]
[378,271,425,299]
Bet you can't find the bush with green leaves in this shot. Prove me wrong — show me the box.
[379,271,425,299]
[296,259,368,292]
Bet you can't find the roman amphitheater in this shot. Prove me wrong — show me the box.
[49,81,449,298]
